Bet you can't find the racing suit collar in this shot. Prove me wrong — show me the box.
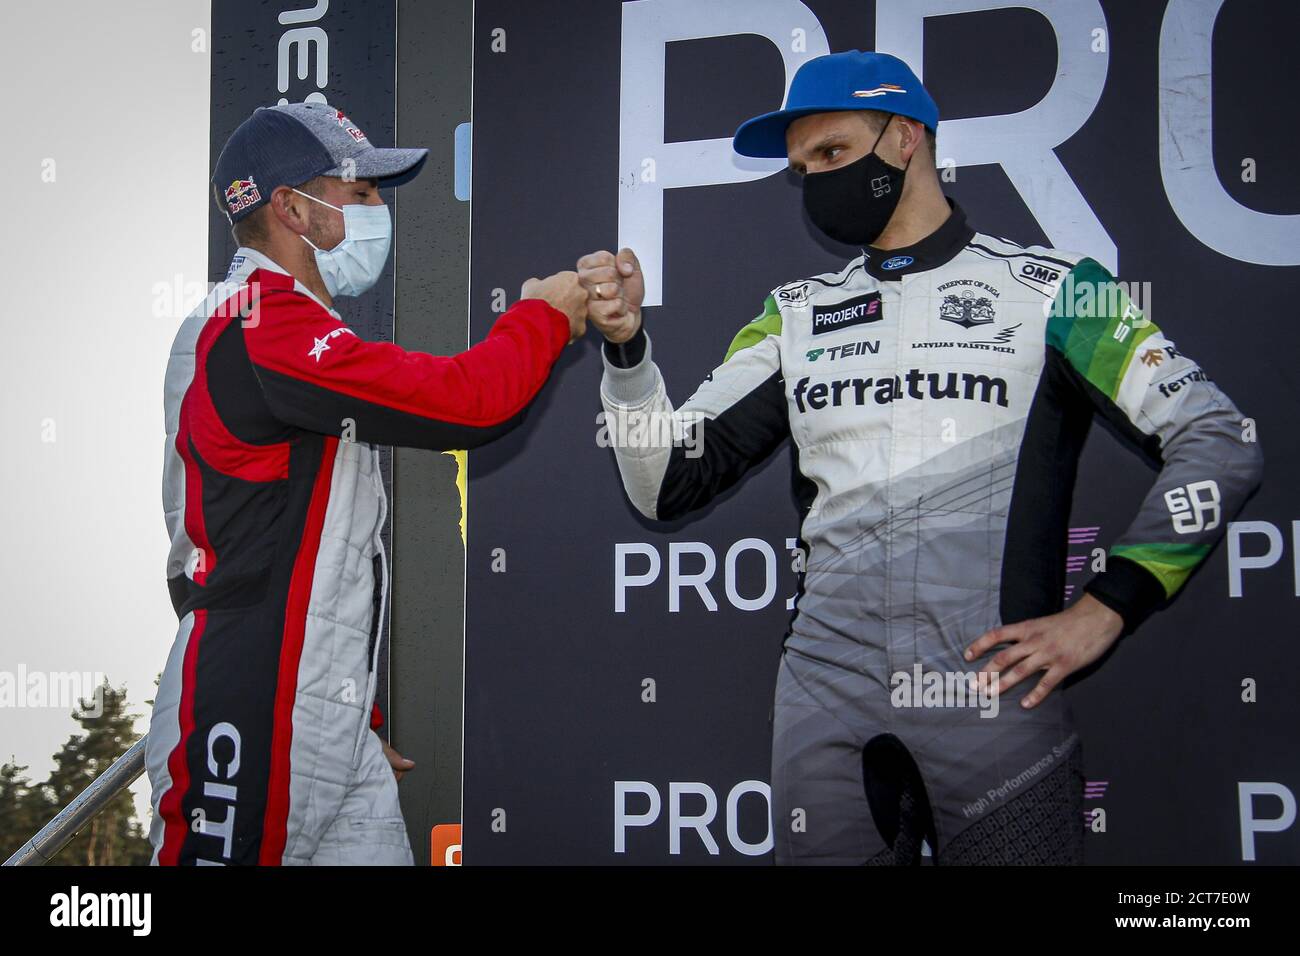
[228,246,340,317]
[860,198,974,281]
[228,246,290,281]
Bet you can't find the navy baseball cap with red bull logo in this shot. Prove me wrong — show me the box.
[212,101,429,223]
[733,50,938,159]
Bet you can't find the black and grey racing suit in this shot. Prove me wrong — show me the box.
[599,202,1262,864]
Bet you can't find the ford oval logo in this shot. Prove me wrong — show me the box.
[881,255,914,270]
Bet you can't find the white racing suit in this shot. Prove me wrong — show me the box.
[599,202,1262,864]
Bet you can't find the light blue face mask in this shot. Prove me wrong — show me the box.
[294,188,393,298]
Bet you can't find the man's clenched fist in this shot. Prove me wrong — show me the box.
[521,271,588,343]
[576,247,644,344]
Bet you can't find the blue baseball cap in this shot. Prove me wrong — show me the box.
[733,51,938,159]
[212,101,429,223]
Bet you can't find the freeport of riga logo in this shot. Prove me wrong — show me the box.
[937,279,1001,329]
[940,290,996,329]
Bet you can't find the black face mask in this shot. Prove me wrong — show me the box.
[802,116,909,246]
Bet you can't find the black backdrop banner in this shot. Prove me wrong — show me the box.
[462,0,1299,865]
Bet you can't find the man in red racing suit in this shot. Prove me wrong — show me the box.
[148,101,587,864]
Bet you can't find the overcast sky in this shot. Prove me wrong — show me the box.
[0,0,210,821]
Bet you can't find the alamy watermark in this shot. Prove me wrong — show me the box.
[890,663,1000,718]
[0,666,106,716]
[1050,273,1156,326]
[596,410,704,458]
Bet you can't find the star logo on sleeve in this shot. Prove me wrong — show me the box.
[307,326,357,361]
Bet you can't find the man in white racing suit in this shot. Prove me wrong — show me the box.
[578,51,1262,864]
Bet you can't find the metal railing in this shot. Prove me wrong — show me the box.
[3,736,148,866]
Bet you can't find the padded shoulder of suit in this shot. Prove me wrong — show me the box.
[247,267,310,301]
[244,268,339,322]
[966,233,1092,300]
[969,232,1089,267]
[770,255,867,300]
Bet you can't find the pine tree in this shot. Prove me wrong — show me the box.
[0,761,56,861]
[39,680,151,865]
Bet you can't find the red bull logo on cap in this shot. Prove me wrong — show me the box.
[332,108,368,143]
[224,177,262,215]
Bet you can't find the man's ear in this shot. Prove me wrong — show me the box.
[269,185,310,236]
[898,118,924,164]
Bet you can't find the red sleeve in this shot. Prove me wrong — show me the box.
[242,269,570,450]
[370,701,384,731]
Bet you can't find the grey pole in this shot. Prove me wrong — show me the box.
[2,736,147,866]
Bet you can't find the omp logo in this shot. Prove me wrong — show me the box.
[777,282,810,305]
[793,369,1009,413]
[50,887,151,936]
[615,780,772,856]
[1019,262,1061,284]
[805,340,880,362]
[811,292,882,335]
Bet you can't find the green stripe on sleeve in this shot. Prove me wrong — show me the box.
[724,295,782,363]
[1047,258,1160,401]
[1111,542,1210,598]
